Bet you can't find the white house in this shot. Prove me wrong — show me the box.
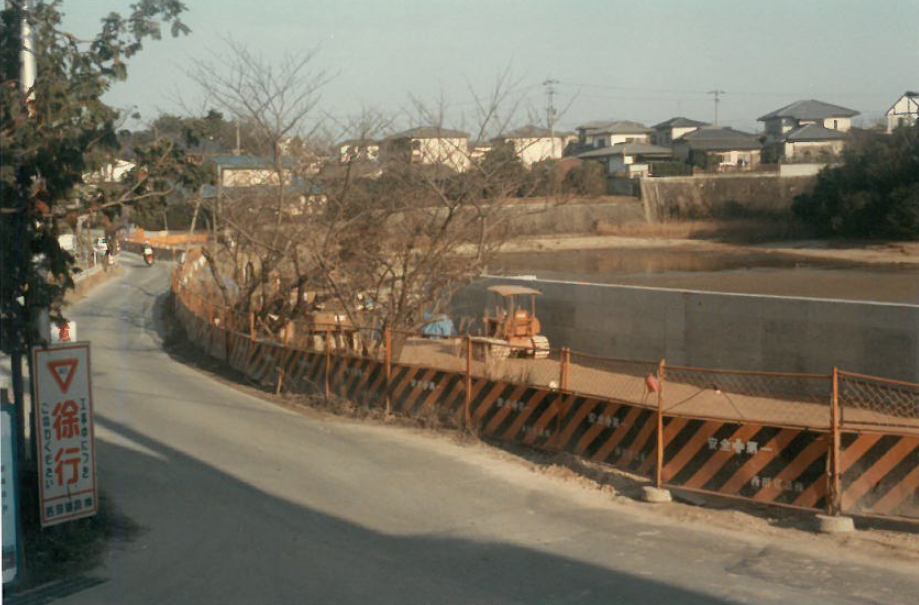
[575,120,651,149]
[578,141,673,178]
[492,125,573,166]
[758,99,859,143]
[781,123,846,161]
[886,91,919,133]
[213,155,294,187]
[382,127,471,172]
[651,117,708,146]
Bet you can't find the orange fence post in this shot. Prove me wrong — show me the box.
[384,328,392,415]
[464,335,473,430]
[829,367,842,515]
[656,359,666,489]
[284,320,293,346]
[249,312,256,340]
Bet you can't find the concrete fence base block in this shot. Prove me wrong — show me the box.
[815,514,855,533]
[641,486,672,503]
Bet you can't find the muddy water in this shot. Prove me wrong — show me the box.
[492,248,919,304]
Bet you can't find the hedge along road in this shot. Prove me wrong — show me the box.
[50,254,917,605]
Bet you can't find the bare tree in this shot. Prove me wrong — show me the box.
[184,46,573,356]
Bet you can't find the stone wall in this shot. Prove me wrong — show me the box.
[640,173,817,220]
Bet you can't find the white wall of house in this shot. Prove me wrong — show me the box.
[587,132,650,148]
[783,140,844,160]
[887,95,919,133]
[714,150,761,166]
[507,137,566,166]
[779,163,826,177]
[413,137,470,171]
[820,117,851,131]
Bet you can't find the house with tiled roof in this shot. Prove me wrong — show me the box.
[492,125,575,166]
[672,126,762,169]
[574,120,651,149]
[381,126,471,171]
[212,154,296,188]
[886,91,919,133]
[578,141,673,177]
[758,99,859,143]
[651,117,709,146]
[781,123,847,161]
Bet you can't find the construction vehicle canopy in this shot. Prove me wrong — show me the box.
[486,285,542,297]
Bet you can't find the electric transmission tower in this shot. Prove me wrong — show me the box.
[543,78,559,136]
[708,89,726,125]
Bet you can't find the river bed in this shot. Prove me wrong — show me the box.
[491,247,919,304]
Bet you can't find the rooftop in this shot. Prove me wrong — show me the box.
[783,123,847,142]
[497,125,570,139]
[652,116,709,130]
[387,126,470,140]
[583,120,651,135]
[578,141,673,158]
[758,99,860,121]
[678,127,762,151]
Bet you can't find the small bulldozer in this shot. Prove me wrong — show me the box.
[474,285,550,359]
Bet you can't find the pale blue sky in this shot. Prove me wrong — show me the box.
[65,0,919,136]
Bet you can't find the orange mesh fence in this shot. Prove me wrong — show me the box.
[566,352,660,408]
[662,367,831,429]
[838,371,919,432]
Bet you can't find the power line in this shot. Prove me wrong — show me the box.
[556,80,895,99]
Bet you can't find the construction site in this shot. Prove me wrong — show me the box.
[170,244,919,523]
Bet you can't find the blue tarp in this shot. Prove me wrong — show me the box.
[421,313,456,339]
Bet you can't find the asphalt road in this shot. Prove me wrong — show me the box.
[46,256,918,604]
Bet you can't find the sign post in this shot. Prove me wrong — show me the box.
[31,343,97,527]
[2,394,23,586]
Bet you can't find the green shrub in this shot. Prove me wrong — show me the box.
[792,124,919,240]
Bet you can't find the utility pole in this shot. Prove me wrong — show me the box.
[543,77,560,157]
[708,89,726,125]
[234,119,241,156]
[11,0,39,466]
[543,78,559,136]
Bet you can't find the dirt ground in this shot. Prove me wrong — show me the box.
[490,234,919,304]
[398,337,918,432]
[500,232,919,265]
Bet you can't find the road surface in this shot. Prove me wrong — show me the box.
[42,256,918,604]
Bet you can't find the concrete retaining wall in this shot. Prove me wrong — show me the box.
[640,173,817,220]
[385,197,646,237]
[452,276,919,383]
[502,198,645,235]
